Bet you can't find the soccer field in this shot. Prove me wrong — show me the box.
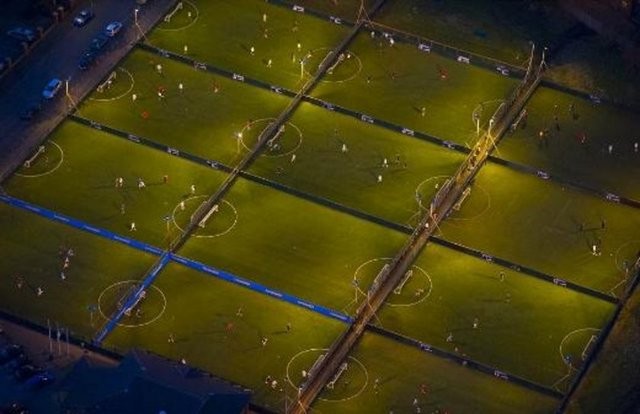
[177,176,409,312]
[375,242,615,387]
[498,86,640,201]
[311,332,560,414]
[0,202,157,339]
[4,121,230,248]
[79,48,293,167]
[248,100,466,226]
[104,262,346,412]
[147,0,350,90]
[0,0,638,412]
[440,162,640,295]
[310,30,520,145]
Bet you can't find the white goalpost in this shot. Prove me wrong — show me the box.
[393,269,413,295]
[164,1,183,23]
[198,203,219,228]
[23,145,46,168]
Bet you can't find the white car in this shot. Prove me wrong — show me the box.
[42,78,62,99]
[104,21,123,37]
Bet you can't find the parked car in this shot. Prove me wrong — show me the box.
[104,21,122,37]
[14,365,42,382]
[73,9,94,27]
[23,371,54,389]
[0,344,23,364]
[7,27,37,43]
[3,354,30,371]
[42,78,62,99]
[78,50,96,70]
[20,102,42,121]
[90,33,109,52]
[0,402,29,414]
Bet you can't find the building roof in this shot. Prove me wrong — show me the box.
[59,349,251,414]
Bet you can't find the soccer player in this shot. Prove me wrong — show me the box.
[179,201,185,211]
[37,287,44,296]
[183,44,188,54]
[377,175,383,183]
[138,178,146,189]
[156,64,163,75]
[608,144,613,155]
[168,333,175,343]
[267,59,272,68]
[190,184,196,195]
[421,107,426,117]
[341,143,348,153]
[261,336,268,346]
[163,174,169,184]
[290,154,296,163]
[473,318,479,329]
[446,332,453,342]
[250,46,255,56]
[635,142,638,153]
[286,322,292,332]
[382,158,388,168]
[178,83,184,93]
[297,42,302,51]
[60,271,66,280]
[130,222,137,232]
[262,12,267,23]
[132,93,137,102]
[499,271,505,282]
[236,307,243,317]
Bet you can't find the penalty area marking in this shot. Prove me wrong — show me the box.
[304,47,363,84]
[156,0,200,32]
[172,196,238,238]
[15,142,64,178]
[89,68,135,102]
[97,280,167,328]
[559,327,601,370]
[415,176,491,221]
[353,257,432,307]
[286,348,369,402]
[240,118,303,158]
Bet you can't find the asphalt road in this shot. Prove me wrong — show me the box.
[0,0,177,182]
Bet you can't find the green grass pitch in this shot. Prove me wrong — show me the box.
[79,48,293,167]
[247,100,466,226]
[311,332,560,414]
[4,121,230,248]
[149,0,350,90]
[310,30,520,145]
[374,242,615,386]
[104,262,346,411]
[499,86,640,200]
[441,162,640,294]
[177,176,409,312]
[0,202,158,339]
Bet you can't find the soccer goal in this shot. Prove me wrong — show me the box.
[393,269,413,295]
[326,361,348,390]
[164,1,183,23]
[198,203,219,228]
[453,186,471,211]
[97,71,117,93]
[23,145,46,168]
[581,334,598,361]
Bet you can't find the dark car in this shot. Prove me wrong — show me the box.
[73,9,94,27]
[3,354,30,371]
[23,371,54,390]
[1,402,29,414]
[78,50,97,70]
[7,27,37,43]
[20,102,42,121]
[0,344,23,364]
[90,33,109,52]
[14,365,41,382]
